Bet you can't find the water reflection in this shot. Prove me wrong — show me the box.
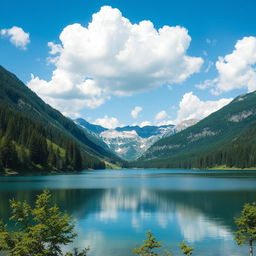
[0,170,256,256]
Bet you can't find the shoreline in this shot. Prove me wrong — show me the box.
[1,166,256,176]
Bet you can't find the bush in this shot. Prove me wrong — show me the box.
[0,190,88,256]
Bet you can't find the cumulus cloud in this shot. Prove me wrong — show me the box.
[155,92,231,125]
[139,121,152,127]
[198,36,256,95]
[155,110,168,120]
[156,120,174,126]
[174,92,232,123]
[154,92,231,126]
[131,106,142,119]
[0,26,30,50]
[27,6,203,117]
[47,41,62,55]
[93,115,122,129]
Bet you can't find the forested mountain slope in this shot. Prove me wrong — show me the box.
[0,66,122,172]
[135,91,256,169]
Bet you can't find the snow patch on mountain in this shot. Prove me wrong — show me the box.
[228,110,254,122]
[99,120,198,161]
[188,128,218,142]
[99,129,164,160]
[75,118,198,161]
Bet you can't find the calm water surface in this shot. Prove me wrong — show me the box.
[0,169,256,256]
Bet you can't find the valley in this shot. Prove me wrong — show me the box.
[76,118,198,161]
[0,65,256,173]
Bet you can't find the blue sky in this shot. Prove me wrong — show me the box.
[1,0,256,128]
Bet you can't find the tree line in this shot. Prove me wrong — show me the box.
[0,104,105,172]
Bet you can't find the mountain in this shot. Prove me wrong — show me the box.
[74,118,112,153]
[75,118,198,161]
[75,118,176,160]
[99,128,171,161]
[0,65,122,172]
[115,125,174,138]
[75,118,108,134]
[136,91,256,169]
[195,120,256,169]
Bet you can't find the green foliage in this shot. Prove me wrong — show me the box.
[65,141,82,171]
[133,231,194,256]
[64,248,89,256]
[234,202,256,256]
[0,103,105,172]
[0,190,88,256]
[180,241,194,256]
[0,136,18,169]
[133,231,193,256]
[133,231,162,256]
[29,131,49,165]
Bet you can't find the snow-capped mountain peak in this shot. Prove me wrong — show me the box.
[75,119,198,161]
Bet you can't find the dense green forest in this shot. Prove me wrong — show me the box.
[0,66,121,161]
[134,91,256,169]
[195,121,256,169]
[0,104,105,172]
[0,65,125,173]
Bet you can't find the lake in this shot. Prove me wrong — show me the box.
[0,169,256,256]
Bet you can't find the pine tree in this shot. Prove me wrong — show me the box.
[234,202,256,256]
[29,131,48,166]
[133,231,162,256]
[56,148,63,170]
[72,143,82,171]
[180,241,194,256]
[17,145,29,169]
[0,190,88,256]
[0,136,18,169]
[48,144,56,168]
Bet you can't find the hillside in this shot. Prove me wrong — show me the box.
[0,66,122,172]
[135,91,256,169]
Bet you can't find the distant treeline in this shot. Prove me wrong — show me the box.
[0,104,105,172]
[196,121,256,169]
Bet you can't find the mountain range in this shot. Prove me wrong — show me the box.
[0,65,256,172]
[75,118,198,161]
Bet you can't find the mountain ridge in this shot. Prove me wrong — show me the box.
[0,65,123,172]
[135,91,256,169]
[75,118,198,161]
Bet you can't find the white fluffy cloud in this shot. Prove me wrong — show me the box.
[93,115,122,129]
[156,92,232,125]
[27,6,203,116]
[155,110,168,121]
[174,92,232,123]
[139,121,152,127]
[198,36,256,95]
[131,106,142,119]
[1,26,30,50]
[154,92,232,126]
